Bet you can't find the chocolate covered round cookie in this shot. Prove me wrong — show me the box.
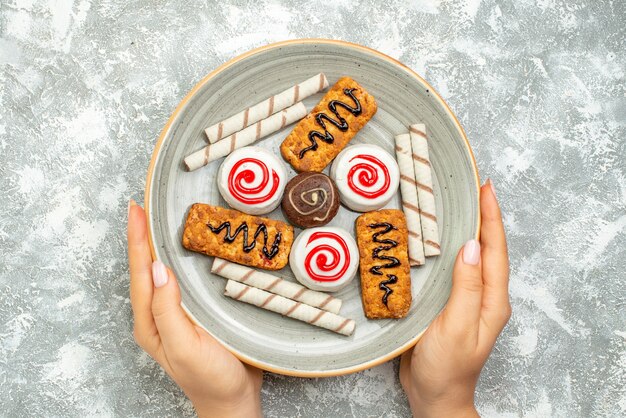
[217,146,286,215]
[281,172,340,228]
[289,227,359,292]
[330,144,400,212]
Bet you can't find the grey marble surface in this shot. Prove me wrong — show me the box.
[1,0,624,417]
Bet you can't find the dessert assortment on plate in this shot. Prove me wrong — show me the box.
[181,74,441,336]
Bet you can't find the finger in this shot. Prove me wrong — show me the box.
[151,261,200,366]
[444,239,483,337]
[127,200,160,354]
[479,180,511,331]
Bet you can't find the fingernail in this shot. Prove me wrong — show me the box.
[486,178,496,198]
[152,260,168,288]
[128,199,136,217]
[463,239,481,265]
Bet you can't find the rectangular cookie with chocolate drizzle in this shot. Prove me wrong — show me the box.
[280,76,377,172]
[356,209,411,319]
[182,204,294,270]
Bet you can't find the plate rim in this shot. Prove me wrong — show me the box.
[144,38,481,377]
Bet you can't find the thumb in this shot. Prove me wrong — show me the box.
[151,260,199,363]
[443,239,483,334]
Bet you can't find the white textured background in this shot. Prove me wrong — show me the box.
[1,1,625,417]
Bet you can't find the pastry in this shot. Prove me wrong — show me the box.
[185,103,307,172]
[182,203,293,270]
[409,124,440,256]
[205,73,328,143]
[281,172,340,228]
[330,144,400,212]
[289,227,359,292]
[280,76,377,172]
[356,209,411,319]
[212,258,342,314]
[395,134,425,266]
[224,280,356,336]
[217,146,286,215]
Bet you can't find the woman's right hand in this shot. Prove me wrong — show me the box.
[128,200,263,418]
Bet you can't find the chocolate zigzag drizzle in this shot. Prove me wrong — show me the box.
[207,221,282,259]
[298,88,362,159]
[380,274,398,306]
[369,223,400,274]
[369,222,400,306]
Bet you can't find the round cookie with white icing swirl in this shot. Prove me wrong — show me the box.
[217,146,286,215]
[281,172,340,228]
[330,144,400,212]
[289,227,359,292]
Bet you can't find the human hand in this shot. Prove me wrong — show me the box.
[399,180,511,418]
[128,200,263,418]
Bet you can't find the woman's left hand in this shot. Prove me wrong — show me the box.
[399,180,511,417]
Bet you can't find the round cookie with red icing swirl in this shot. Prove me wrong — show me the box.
[217,146,287,215]
[289,227,359,292]
[330,144,400,212]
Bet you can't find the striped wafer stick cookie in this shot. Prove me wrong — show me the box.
[224,280,356,336]
[205,73,328,143]
[395,134,426,266]
[184,102,307,171]
[410,124,441,256]
[211,258,342,314]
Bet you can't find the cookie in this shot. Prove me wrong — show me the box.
[217,146,286,215]
[182,203,293,270]
[330,144,400,212]
[289,227,359,292]
[281,172,340,228]
[356,210,411,319]
[280,76,377,172]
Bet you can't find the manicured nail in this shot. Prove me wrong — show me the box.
[152,260,168,288]
[486,178,496,198]
[128,199,136,217]
[463,239,480,265]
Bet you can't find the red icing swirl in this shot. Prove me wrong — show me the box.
[227,158,280,204]
[304,232,350,282]
[347,154,390,198]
